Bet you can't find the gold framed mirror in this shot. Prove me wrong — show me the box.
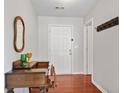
[13,16,25,52]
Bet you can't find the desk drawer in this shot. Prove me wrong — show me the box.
[6,74,46,88]
[36,62,49,68]
[33,74,46,85]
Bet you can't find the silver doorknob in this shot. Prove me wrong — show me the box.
[69,49,72,55]
[69,49,71,51]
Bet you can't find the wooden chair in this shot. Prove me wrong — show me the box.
[28,62,50,93]
[29,64,57,93]
[49,64,57,88]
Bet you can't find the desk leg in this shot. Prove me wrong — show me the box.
[40,87,47,93]
[7,88,14,93]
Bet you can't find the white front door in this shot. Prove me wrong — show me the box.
[49,25,72,74]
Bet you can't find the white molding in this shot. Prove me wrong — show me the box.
[92,80,108,93]
[71,72,84,74]
[56,72,84,75]
[83,18,94,74]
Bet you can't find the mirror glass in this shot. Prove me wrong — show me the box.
[14,16,25,52]
[16,19,23,49]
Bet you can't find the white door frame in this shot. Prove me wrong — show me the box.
[48,24,73,74]
[84,18,94,75]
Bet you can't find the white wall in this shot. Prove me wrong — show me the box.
[85,0,119,93]
[38,16,84,74]
[4,0,38,92]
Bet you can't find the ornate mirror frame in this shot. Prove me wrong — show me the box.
[13,16,25,52]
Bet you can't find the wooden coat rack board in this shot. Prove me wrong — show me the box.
[96,17,119,32]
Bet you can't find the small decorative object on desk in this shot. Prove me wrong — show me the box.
[26,52,32,63]
[21,54,27,67]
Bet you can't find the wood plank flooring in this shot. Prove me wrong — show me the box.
[30,75,102,93]
[48,74,102,93]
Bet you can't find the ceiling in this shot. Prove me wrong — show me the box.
[31,0,99,17]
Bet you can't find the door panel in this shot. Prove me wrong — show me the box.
[49,26,72,74]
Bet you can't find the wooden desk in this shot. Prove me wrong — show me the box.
[5,69,49,93]
[5,61,50,93]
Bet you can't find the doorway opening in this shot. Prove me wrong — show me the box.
[84,18,94,75]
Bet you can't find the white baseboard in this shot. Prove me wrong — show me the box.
[56,72,84,75]
[71,72,84,74]
[92,80,108,93]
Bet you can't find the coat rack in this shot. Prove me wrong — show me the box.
[96,17,119,32]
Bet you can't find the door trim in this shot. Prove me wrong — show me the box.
[84,18,94,75]
[48,24,73,74]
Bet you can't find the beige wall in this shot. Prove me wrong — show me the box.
[85,0,119,93]
[4,0,38,92]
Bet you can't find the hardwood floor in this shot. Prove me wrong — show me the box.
[48,74,102,93]
[31,75,102,93]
